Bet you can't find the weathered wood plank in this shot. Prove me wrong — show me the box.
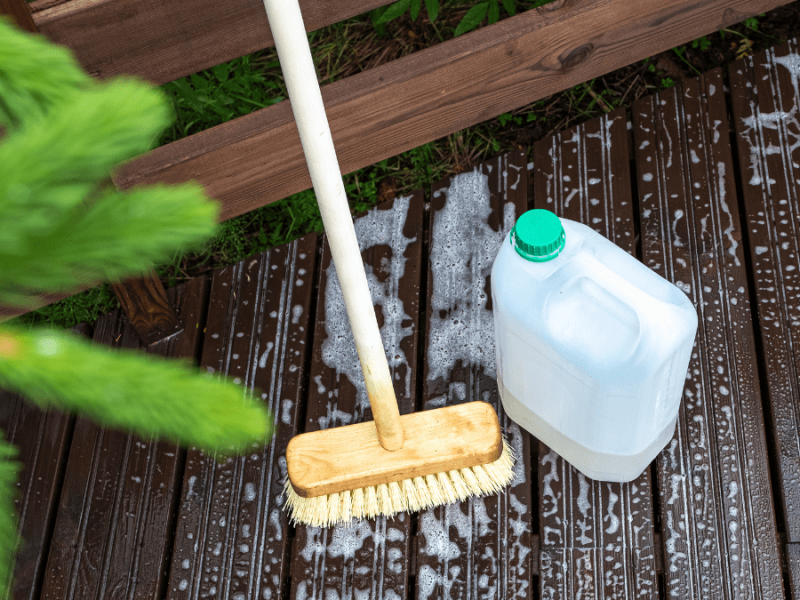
[1,323,89,600]
[634,68,784,599]
[787,544,800,599]
[288,192,423,600]
[113,0,790,227]
[38,276,208,600]
[1,0,37,33]
[532,109,659,599]
[729,38,800,549]
[416,150,533,600]
[164,235,317,600]
[110,270,184,346]
[29,0,394,86]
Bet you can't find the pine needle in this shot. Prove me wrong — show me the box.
[0,326,272,457]
[0,17,93,130]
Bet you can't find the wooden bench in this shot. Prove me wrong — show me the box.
[4,17,800,600]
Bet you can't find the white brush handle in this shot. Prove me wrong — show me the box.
[263,0,404,451]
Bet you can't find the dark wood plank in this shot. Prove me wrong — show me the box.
[110,270,184,346]
[0,0,37,33]
[729,38,800,549]
[39,276,209,600]
[416,150,533,600]
[164,235,317,600]
[531,109,659,599]
[289,192,424,600]
[787,544,800,599]
[1,323,89,600]
[113,0,790,227]
[633,68,784,599]
[30,0,394,85]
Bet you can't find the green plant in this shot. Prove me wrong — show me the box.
[0,17,273,596]
[691,35,712,52]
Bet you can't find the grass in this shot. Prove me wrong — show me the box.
[7,0,800,330]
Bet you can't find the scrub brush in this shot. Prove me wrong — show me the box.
[262,0,516,528]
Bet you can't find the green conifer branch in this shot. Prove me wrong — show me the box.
[0,16,92,131]
[0,18,276,595]
[0,325,272,455]
[0,182,219,308]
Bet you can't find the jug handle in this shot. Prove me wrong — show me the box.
[581,255,654,350]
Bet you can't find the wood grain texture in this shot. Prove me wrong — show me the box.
[164,235,317,600]
[0,0,37,32]
[110,270,184,346]
[416,150,533,600]
[787,543,800,599]
[38,276,208,600]
[286,401,501,497]
[29,0,393,85]
[113,0,790,227]
[634,68,784,599]
[729,38,800,545]
[1,323,89,600]
[289,191,423,600]
[36,278,207,600]
[532,109,659,599]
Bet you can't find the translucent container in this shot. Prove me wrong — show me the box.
[491,210,697,482]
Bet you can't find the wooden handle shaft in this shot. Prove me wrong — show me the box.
[263,0,404,451]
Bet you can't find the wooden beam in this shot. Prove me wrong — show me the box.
[109,272,183,346]
[29,0,394,86]
[1,0,37,33]
[114,0,791,225]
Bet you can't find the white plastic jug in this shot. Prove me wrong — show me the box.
[491,209,698,482]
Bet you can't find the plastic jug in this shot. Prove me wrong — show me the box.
[491,209,698,482]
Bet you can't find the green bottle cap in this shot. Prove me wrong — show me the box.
[511,209,566,262]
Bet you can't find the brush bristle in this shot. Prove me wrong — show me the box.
[284,438,516,528]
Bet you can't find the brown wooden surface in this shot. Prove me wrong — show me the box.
[1,0,37,32]
[532,109,659,599]
[113,0,790,227]
[1,323,89,600]
[164,235,317,600]
[787,544,800,599]
[110,270,184,346]
[8,0,792,322]
[289,192,423,600]
[417,150,533,600]
[634,68,784,599]
[729,39,800,555]
[38,276,208,600]
[9,48,800,598]
[29,0,393,85]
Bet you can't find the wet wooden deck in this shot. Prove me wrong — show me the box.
[4,38,800,600]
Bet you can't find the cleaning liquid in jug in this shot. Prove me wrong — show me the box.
[491,209,698,482]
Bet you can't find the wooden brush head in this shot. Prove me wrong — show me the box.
[286,401,503,498]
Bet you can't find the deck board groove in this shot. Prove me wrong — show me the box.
[35,277,208,600]
[633,68,783,599]
[729,37,800,597]
[532,109,658,600]
[416,150,533,600]
[163,236,317,600]
[288,192,424,600]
